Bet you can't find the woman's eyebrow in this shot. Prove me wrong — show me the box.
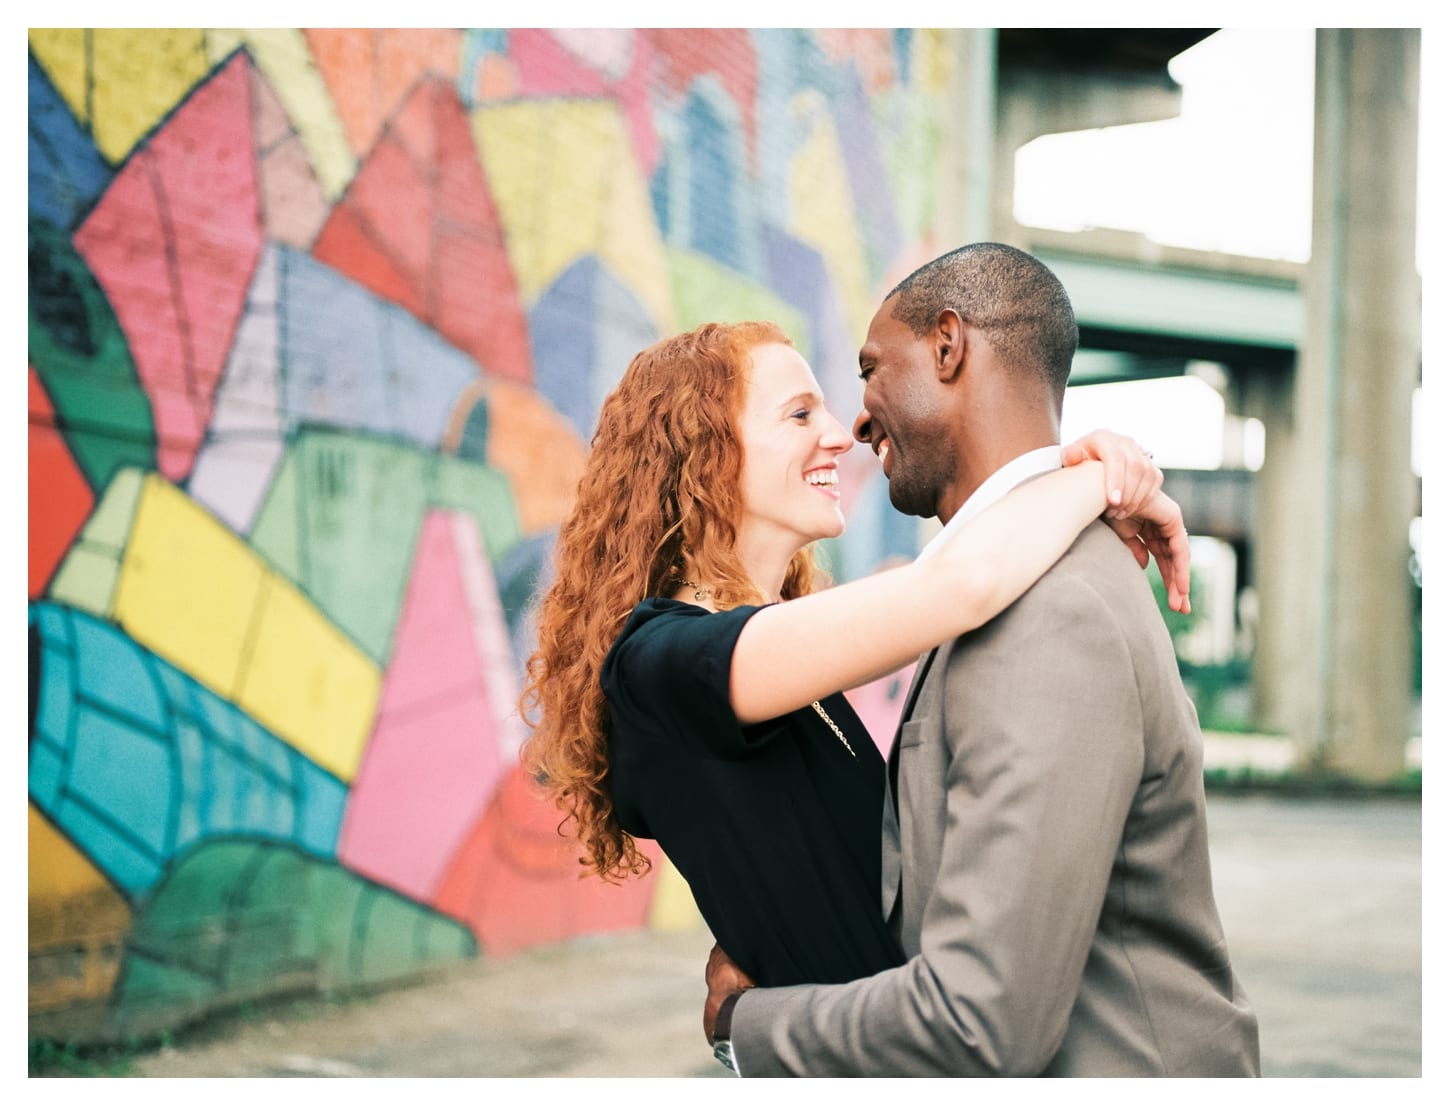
[776,391,819,412]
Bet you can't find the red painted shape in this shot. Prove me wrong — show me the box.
[644,30,759,163]
[433,763,663,956]
[310,208,425,318]
[29,368,95,597]
[73,54,262,482]
[313,79,533,384]
[510,30,659,173]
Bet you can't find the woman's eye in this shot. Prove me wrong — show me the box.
[792,410,810,422]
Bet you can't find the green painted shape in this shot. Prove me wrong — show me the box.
[46,548,121,616]
[883,94,943,246]
[27,216,156,489]
[247,450,301,579]
[45,467,145,614]
[315,868,475,988]
[248,431,522,661]
[116,840,478,1030]
[667,248,813,363]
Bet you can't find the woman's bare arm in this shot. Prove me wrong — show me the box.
[729,460,1174,723]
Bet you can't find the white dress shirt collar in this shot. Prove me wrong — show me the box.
[916,445,1064,562]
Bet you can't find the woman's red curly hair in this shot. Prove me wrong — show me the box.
[520,321,826,882]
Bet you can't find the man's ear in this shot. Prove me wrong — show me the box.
[934,309,967,383]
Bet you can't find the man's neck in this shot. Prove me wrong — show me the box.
[938,435,1060,526]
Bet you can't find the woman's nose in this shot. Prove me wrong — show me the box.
[820,412,853,453]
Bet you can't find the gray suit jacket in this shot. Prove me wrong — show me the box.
[732,522,1260,1076]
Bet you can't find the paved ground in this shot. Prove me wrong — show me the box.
[103,792,1419,1079]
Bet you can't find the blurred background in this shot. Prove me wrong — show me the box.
[28,26,1424,1076]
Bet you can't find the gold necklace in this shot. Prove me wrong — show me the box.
[678,579,713,601]
[811,699,857,758]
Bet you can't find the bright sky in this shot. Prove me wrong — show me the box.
[1017,29,1317,262]
[1019,28,1428,478]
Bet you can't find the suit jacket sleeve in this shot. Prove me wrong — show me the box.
[730,566,1145,1076]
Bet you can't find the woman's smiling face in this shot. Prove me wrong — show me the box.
[736,342,855,556]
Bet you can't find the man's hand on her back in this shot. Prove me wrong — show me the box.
[704,942,756,1043]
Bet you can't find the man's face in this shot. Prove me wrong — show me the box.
[852,295,957,520]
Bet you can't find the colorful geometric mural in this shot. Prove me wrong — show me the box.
[28,26,952,1043]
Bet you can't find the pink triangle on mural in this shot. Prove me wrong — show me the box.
[73,52,263,483]
[337,510,515,902]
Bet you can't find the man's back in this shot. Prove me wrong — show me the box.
[890,520,1259,1075]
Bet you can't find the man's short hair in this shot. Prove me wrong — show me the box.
[888,243,1078,395]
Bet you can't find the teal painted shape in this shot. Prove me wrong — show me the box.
[455,397,489,463]
[27,216,156,489]
[28,602,349,897]
[117,839,478,1031]
[248,430,522,662]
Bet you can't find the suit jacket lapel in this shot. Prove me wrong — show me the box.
[888,646,939,800]
[882,646,939,922]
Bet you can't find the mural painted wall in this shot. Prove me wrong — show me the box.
[28,27,952,1041]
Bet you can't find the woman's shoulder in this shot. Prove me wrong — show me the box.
[603,598,759,687]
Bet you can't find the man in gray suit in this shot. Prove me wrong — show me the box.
[703,243,1260,1076]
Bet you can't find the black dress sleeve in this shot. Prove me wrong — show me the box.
[601,599,789,758]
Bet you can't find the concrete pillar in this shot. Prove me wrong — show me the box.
[1292,29,1420,778]
[1238,366,1299,733]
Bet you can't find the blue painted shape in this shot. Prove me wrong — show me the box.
[58,799,159,894]
[295,772,348,854]
[685,89,741,269]
[27,602,350,898]
[279,249,477,449]
[70,614,168,732]
[69,709,172,854]
[529,257,657,441]
[28,54,112,230]
[31,632,75,754]
[760,223,856,417]
[893,29,913,83]
[650,150,673,240]
[28,742,66,811]
[529,261,599,439]
[828,65,903,282]
[458,29,509,106]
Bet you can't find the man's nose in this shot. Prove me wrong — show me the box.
[852,408,873,444]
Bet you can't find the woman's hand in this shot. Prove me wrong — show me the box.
[1105,491,1192,614]
[1062,428,1163,520]
[1062,430,1191,614]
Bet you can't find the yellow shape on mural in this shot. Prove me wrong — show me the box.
[911,28,952,94]
[472,99,675,336]
[114,475,266,699]
[237,576,381,780]
[29,806,132,1013]
[29,29,210,165]
[788,89,876,339]
[112,475,380,781]
[206,28,356,199]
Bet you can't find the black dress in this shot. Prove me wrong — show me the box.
[601,598,906,987]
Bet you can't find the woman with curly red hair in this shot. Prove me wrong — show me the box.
[521,320,1180,989]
